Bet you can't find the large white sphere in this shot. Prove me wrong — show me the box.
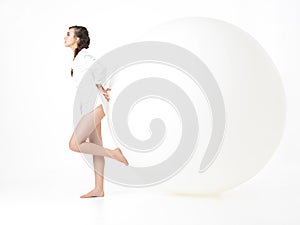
[136,17,286,193]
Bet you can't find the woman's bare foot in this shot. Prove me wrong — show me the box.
[80,188,104,198]
[109,148,129,166]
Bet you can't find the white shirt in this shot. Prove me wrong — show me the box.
[71,48,96,88]
[71,48,108,123]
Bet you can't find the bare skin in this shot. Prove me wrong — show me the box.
[69,105,129,198]
[81,122,105,198]
[79,151,129,198]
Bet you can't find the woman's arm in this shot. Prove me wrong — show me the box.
[96,83,111,102]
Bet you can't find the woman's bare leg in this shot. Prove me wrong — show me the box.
[80,122,105,198]
[69,104,129,165]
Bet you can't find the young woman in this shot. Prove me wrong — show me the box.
[64,25,129,198]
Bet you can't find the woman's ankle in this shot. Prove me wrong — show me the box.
[105,149,113,158]
[95,186,104,192]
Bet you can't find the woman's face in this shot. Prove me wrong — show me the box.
[64,28,79,48]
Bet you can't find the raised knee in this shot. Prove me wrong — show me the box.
[69,137,80,152]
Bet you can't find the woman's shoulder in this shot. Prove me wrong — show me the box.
[73,48,96,68]
[77,48,95,60]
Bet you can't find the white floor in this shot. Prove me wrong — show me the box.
[1,158,299,225]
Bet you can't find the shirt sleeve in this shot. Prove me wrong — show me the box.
[89,61,107,85]
[83,54,96,68]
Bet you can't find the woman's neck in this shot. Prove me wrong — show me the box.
[71,46,77,55]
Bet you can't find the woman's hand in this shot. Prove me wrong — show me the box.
[99,85,111,102]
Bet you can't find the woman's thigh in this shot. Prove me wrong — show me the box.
[89,122,102,145]
[70,104,105,146]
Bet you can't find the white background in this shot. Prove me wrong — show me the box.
[0,0,299,224]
